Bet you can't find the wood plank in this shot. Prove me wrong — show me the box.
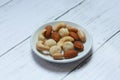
[63,31,120,80]
[0,0,120,80]
[0,0,83,55]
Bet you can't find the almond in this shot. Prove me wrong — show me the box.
[69,32,79,40]
[74,41,84,51]
[44,25,52,38]
[51,32,60,42]
[64,49,78,59]
[67,26,78,32]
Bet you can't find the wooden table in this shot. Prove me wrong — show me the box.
[0,0,120,80]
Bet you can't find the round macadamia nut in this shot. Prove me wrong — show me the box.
[63,41,74,51]
[44,39,56,47]
[49,45,62,56]
[58,28,69,37]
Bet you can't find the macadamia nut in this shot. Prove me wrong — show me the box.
[44,39,56,47]
[58,28,69,37]
[63,41,74,51]
[49,45,62,56]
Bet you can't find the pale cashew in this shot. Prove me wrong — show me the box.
[44,39,56,47]
[57,36,74,47]
[62,41,74,51]
[36,41,49,51]
[38,29,46,41]
[49,45,62,56]
[58,28,69,37]
[53,22,67,31]
[52,53,64,60]
[39,51,50,55]
[77,30,86,43]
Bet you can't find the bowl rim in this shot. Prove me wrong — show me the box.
[31,21,93,63]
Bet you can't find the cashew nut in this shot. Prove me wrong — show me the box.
[38,29,46,41]
[62,41,74,51]
[57,36,74,47]
[49,45,62,56]
[39,50,50,55]
[36,41,49,51]
[58,28,69,37]
[44,39,56,47]
[52,53,64,60]
[53,22,67,31]
[77,30,86,43]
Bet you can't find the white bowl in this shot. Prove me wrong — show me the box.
[31,21,92,63]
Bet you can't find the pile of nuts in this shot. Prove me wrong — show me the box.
[36,22,86,60]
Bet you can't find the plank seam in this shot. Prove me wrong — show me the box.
[0,36,31,57]
[54,0,86,20]
[95,29,120,52]
[0,0,13,8]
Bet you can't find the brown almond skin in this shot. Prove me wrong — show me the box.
[44,25,52,38]
[69,32,79,40]
[64,49,78,59]
[67,26,78,32]
[74,41,84,51]
[51,32,60,42]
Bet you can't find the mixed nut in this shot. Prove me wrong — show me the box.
[36,22,86,60]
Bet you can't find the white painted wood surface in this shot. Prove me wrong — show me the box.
[0,0,83,55]
[63,32,120,80]
[0,0,120,80]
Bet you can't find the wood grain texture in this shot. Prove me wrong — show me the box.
[0,0,13,8]
[0,0,83,56]
[63,32,120,80]
[58,0,120,79]
[0,0,120,80]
